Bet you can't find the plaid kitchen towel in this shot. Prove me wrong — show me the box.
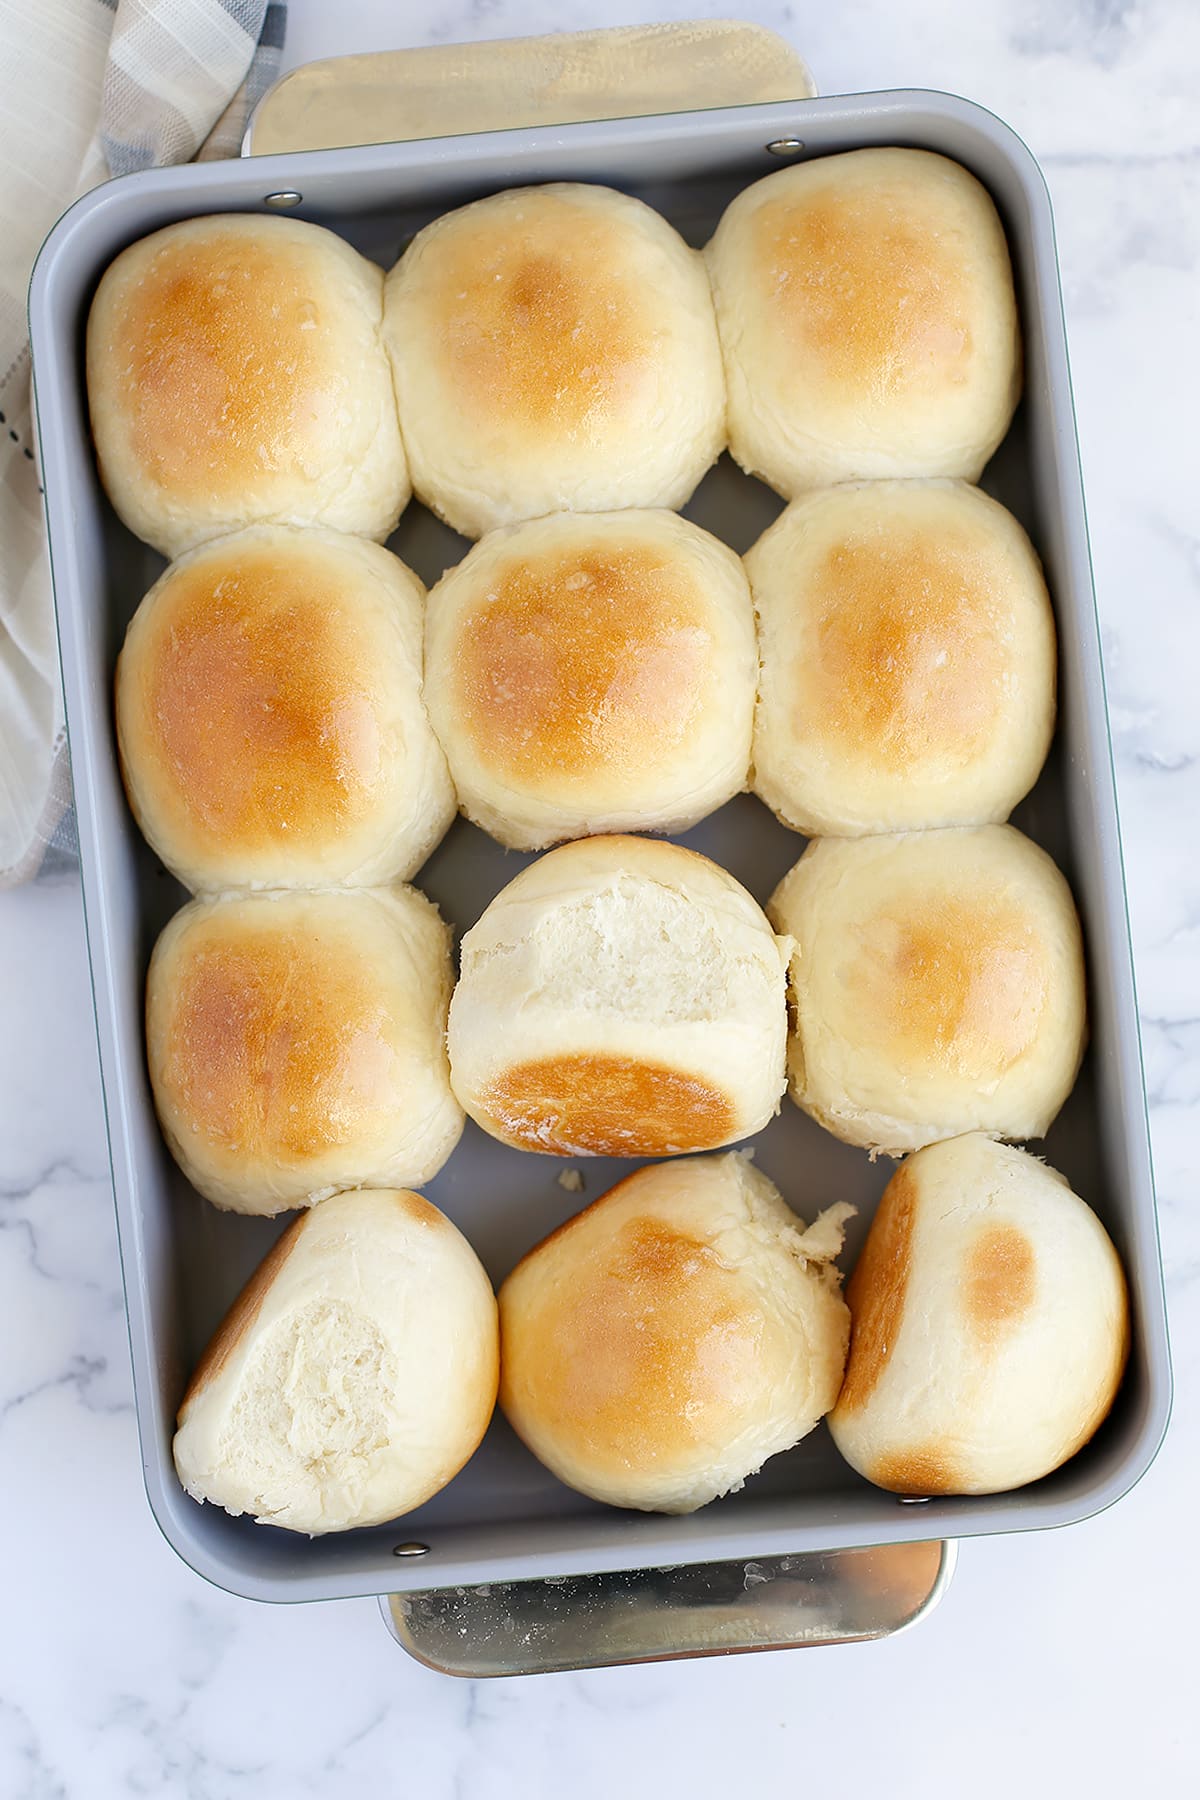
[0,0,285,886]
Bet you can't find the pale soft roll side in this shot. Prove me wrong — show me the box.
[87,214,409,559]
[174,1188,499,1534]
[447,835,791,1157]
[500,1153,854,1513]
[767,825,1086,1156]
[116,526,455,893]
[383,183,726,538]
[706,148,1021,497]
[424,509,755,850]
[748,480,1057,836]
[146,886,463,1214]
[828,1134,1129,1496]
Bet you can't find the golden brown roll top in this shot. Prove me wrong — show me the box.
[424,510,756,849]
[829,1135,1128,1496]
[87,214,409,557]
[706,148,1020,496]
[383,183,726,537]
[447,836,791,1157]
[146,886,463,1213]
[174,1188,499,1533]
[116,526,455,893]
[500,1153,854,1513]
[767,825,1086,1156]
[748,480,1057,836]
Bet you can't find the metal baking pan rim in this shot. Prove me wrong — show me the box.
[29,88,1172,1606]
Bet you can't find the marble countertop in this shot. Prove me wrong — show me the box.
[3,2,1197,1793]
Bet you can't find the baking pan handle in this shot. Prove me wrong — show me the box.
[242,21,818,157]
[379,1540,955,1677]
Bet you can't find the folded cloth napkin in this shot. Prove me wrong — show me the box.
[0,0,285,886]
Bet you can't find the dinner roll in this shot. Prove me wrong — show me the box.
[448,836,790,1156]
[706,148,1020,496]
[383,183,725,537]
[147,886,462,1213]
[174,1188,498,1533]
[829,1135,1128,1495]
[87,215,408,558]
[500,1154,853,1512]
[425,510,755,850]
[767,826,1086,1155]
[116,526,455,893]
[749,481,1056,836]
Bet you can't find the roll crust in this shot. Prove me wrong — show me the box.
[174,1189,498,1533]
[767,825,1086,1155]
[707,149,1020,496]
[384,184,726,537]
[448,836,790,1157]
[147,886,463,1213]
[500,1154,853,1512]
[425,510,755,849]
[748,481,1056,835]
[87,214,408,556]
[116,526,454,893]
[829,1136,1129,1495]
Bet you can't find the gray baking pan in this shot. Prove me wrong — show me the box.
[29,91,1171,1610]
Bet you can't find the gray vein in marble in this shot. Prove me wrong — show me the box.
[1042,147,1200,164]
[0,1181,124,1304]
[309,1702,395,1794]
[0,1354,127,1424]
[1140,516,1200,592]
[1007,0,1187,73]
[162,1603,236,1701]
[1152,917,1200,953]
[1128,750,1198,774]
[1010,0,1141,69]
[0,1212,82,1286]
[0,1697,68,1800]
[0,1158,104,1199]
[107,1690,271,1800]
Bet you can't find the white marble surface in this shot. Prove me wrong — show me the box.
[3,1,1198,1792]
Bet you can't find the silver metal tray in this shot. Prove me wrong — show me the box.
[29,91,1171,1622]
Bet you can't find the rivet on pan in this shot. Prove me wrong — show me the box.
[392,1541,431,1557]
[765,139,806,157]
[898,1495,931,1505]
[263,191,303,209]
